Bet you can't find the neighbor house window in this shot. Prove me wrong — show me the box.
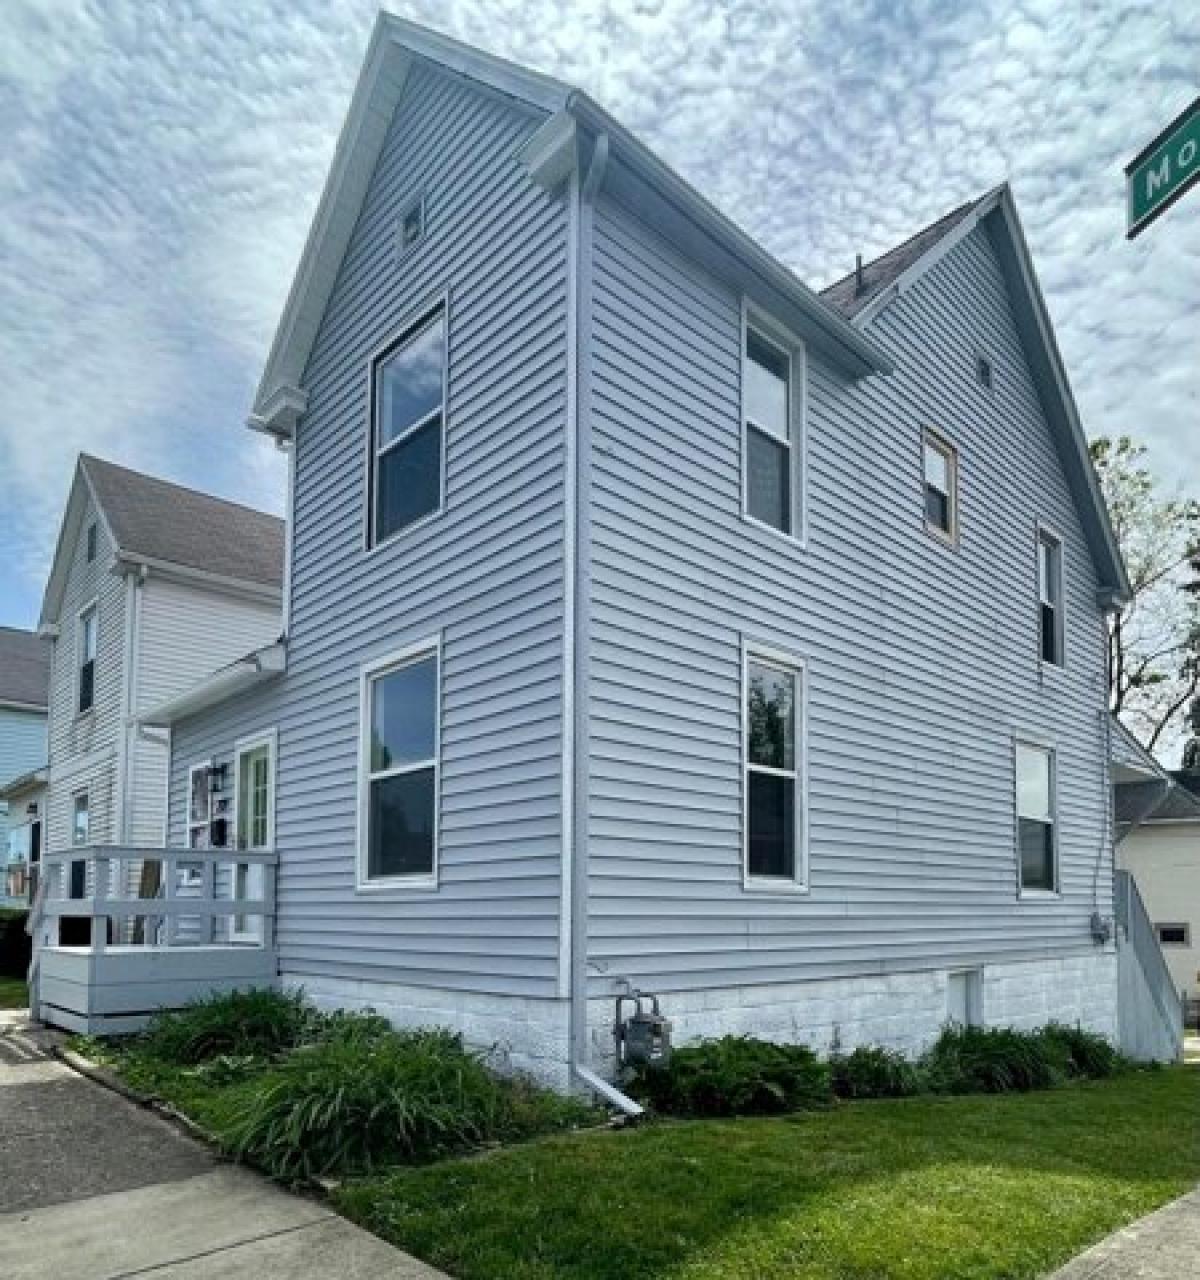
[744,648,806,887]
[85,521,98,562]
[369,305,446,545]
[976,354,994,391]
[1156,923,1190,947]
[923,430,958,541]
[77,604,97,713]
[743,324,798,536]
[72,792,90,846]
[360,643,440,885]
[1038,530,1064,666]
[188,763,212,849]
[397,194,425,258]
[1016,741,1056,893]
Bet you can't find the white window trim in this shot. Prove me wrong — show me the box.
[187,760,213,850]
[741,638,810,894]
[740,299,808,549]
[922,428,959,546]
[396,191,427,262]
[1014,733,1060,899]
[1037,523,1066,671]
[75,598,99,717]
[356,635,442,893]
[363,290,451,555]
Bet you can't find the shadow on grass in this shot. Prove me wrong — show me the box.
[335,1069,1200,1280]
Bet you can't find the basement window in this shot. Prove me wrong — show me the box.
[1156,923,1190,947]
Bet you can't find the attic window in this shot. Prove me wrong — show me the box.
[397,195,425,260]
[976,354,994,391]
[86,522,97,562]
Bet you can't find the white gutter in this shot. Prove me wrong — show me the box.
[140,641,286,727]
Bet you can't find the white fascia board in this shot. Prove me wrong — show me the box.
[111,552,283,606]
[518,110,578,191]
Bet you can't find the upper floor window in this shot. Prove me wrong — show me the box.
[744,647,807,889]
[72,791,90,846]
[360,642,440,887]
[77,604,97,714]
[1038,530,1064,666]
[397,194,426,259]
[1016,741,1056,893]
[976,353,994,391]
[85,522,98,562]
[923,429,958,542]
[369,306,446,546]
[743,324,798,537]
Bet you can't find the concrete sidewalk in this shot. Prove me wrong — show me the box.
[0,1011,445,1279]
[1047,1188,1200,1279]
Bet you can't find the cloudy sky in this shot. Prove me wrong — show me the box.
[1,0,1197,629]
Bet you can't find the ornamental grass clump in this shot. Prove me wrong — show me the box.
[922,1024,1070,1094]
[219,1025,590,1181]
[830,1045,925,1099]
[630,1035,832,1117]
[141,988,310,1065]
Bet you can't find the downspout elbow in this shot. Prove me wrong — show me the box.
[572,1062,644,1118]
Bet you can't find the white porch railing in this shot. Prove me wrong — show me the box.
[29,844,278,1035]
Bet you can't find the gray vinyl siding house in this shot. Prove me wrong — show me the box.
[157,15,1133,1086]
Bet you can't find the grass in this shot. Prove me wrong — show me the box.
[335,1067,1200,1280]
[0,975,28,1009]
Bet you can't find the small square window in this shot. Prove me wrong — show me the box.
[976,354,994,390]
[1156,923,1190,947]
[397,196,425,259]
[85,522,98,562]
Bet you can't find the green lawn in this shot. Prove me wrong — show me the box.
[0,976,28,1009]
[336,1068,1200,1280]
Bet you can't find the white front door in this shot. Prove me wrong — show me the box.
[230,736,275,944]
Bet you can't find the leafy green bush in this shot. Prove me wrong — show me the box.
[1038,1023,1122,1079]
[831,1045,924,1099]
[630,1036,832,1117]
[922,1025,1070,1094]
[220,1026,591,1180]
[142,988,310,1064]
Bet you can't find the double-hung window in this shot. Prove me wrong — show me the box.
[744,648,806,887]
[1038,530,1064,666]
[77,604,97,713]
[70,791,89,899]
[743,324,797,536]
[923,430,958,541]
[369,306,446,546]
[1016,741,1056,893]
[360,643,440,886]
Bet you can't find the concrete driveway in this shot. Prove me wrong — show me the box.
[0,1011,445,1279]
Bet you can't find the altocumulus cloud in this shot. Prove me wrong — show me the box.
[0,0,1197,624]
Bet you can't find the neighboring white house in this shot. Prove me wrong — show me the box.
[35,18,1175,1086]
[0,627,49,907]
[36,455,285,867]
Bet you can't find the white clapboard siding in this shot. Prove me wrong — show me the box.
[585,194,1110,992]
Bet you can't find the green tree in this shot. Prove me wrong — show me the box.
[1091,435,1200,755]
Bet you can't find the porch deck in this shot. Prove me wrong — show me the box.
[30,845,278,1035]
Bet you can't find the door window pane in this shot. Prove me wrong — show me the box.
[369,767,436,879]
[237,746,271,850]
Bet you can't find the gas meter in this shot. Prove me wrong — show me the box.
[614,990,672,1069]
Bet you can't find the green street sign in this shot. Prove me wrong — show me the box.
[1126,96,1200,239]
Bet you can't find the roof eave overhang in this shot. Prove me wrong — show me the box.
[561,96,893,380]
[111,551,283,605]
[0,765,49,803]
[140,640,287,728]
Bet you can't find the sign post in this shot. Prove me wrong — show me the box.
[1126,96,1200,239]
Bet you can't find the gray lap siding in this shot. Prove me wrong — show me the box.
[584,193,1110,995]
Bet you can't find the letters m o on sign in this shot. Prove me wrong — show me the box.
[1126,97,1200,239]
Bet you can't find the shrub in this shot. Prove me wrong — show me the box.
[1038,1023,1122,1080]
[831,1045,924,1099]
[220,1025,590,1181]
[142,988,310,1064]
[630,1036,832,1117]
[922,1025,1069,1094]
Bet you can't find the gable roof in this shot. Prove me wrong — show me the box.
[248,13,891,438]
[821,185,1130,606]
[40,456,284,627]
[1115,777,1200,825]
[0,626,50,712]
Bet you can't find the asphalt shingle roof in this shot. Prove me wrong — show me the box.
[1115,775,1200,825]
[820,198,983,320]
[82,455,284,590]
[0,626,50,709]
